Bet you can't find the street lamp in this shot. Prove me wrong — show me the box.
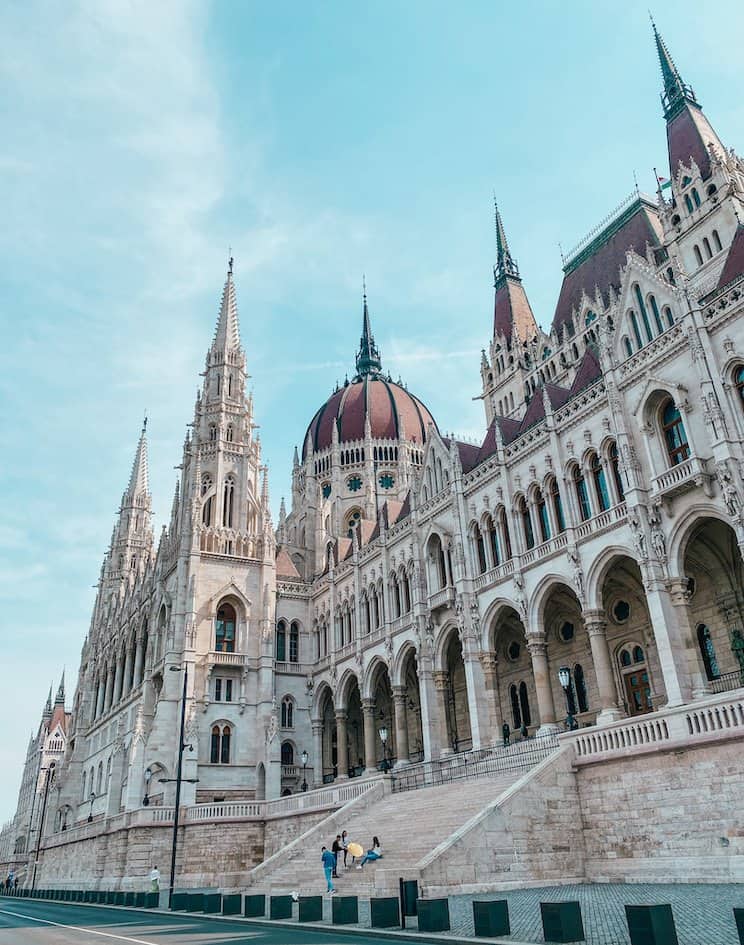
[301,750,308,793]
[159,665,198,910]
[558,667,577,730]
[30,761,55,892]
[87,791,96,823]
[378,726,389,773]
[142,767,152,807]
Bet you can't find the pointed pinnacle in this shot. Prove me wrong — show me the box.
[355,279,382,378]
[212,263,241,351]
[126,421,150,499]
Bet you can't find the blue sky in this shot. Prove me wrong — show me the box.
[1,0,743,822]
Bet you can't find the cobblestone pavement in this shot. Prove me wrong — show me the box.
[436,883,743,945]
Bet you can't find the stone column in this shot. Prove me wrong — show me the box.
[312,719,324,788]
[479,652,502,735]
[133,637,145,688]
[335,711,348,780]
[643,579,693,706]
[113,659,123,705]
[392,686,410,766]
[122,647,133,697]
[362,698,377,773]
[526,638,559,733]
[95,678,104,718]
[433,671,452,754]
[583,610,624,723]
[416,663,438,760]
[669,578,711,699]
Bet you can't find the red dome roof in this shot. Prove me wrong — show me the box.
[303,375,436,459]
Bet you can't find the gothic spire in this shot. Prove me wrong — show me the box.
[354,278,382,379]
[43,685,52,720]
[125,417,150,502]
[55,671,65,705]
[493,200,520,288]
[212,256,241,352]
[651,17,699,120]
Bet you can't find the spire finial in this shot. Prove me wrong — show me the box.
[493,198,520,287]
[652,18,699,120]
[212,263,241,351]
[354,279,382,379]
[228,247,233,275]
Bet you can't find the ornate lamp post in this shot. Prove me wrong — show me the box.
[87,791,96,823]
[301,750,308,793]
[378,726,389,773]
[558,667,577,729]
[142,767,152,807]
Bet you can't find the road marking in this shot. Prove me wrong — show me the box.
[0,907,163,945]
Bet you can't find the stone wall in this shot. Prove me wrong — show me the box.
[263,811,329,860]
[576,737,744,883]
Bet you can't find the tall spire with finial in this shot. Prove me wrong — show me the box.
[126,416,150,502]
[55,671,65,706]
[491,198,537,345]
[354,276,383,379]
[493,199,520,288]
[212,253,241,352]
[651,15,699,120]
[43,684,52,720]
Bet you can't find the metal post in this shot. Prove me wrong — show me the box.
[168,666,188,910]
[30,762,55,892]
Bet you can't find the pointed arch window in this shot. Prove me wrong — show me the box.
[402,572,412,613]
[623,337,634,358]
[509,684,521,729]
[590,453,610,512]
[289,621,299,662]
[609,442,624,501]
[703,236,712,260]
[276,620,287,662]
[549,478,566,533]
[697,624,720,681]
[573,465,592,521]
[629,310,643,348]
[684,193,694,214]
[210,724,231,764]
[536,490,550,542]
[692,187,701,208]
[500,507,512,559]
[518,496,534,550]
[663,306,674,328]
[281,697,294,728]
[648,294,664,334]
[474,525,487,573]
[633,285,653,342]
[713,230,722,253]
[735,365,744,409]
[518,681,531,726]
[694,245,703,266]
[222,476,235,527]
[208,424,217,442]
[215,603,236,653]
[225,424,234,443]
[487,515,500,565]
[281,742,294,765]
[661,399,690,465]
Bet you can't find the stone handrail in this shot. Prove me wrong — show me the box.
[562,689,744,764]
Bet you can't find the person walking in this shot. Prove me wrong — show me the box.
[321,846,336,894]
[502,722,510,746]
[149,865,160,893]
[331,834,342,877]
[356,836,382,869]
[341,830,349,868]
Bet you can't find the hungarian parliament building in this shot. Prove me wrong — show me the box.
[3,23,744,893]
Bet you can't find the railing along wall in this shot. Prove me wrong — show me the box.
[563,689,744,764]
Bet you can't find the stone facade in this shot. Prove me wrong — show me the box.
[3,23,744,892]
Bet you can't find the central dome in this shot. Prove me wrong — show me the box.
[302,291,437,459]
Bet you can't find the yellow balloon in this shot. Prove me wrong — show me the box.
[346,842,364,858]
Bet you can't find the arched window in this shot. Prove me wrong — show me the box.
[623,336,634,358]
[487,516,500,565]
[281,742,294,766]
[208,424,217,442]
[692,187,701,208]
[684,193,693,213]
[633,285,653,342]
[574,664,589,713]
[629,310,643,348]
[694,245,703,266]
[735,365,744,409]
[289,622,299,662]
[276,620,287,662]
[281,697,294,728]
[713,230,722,252]
[474,525,487,573]
[510,684,521,729]
[518,496,535,549]
[590,453,610,512]
[346,508,362,539]
[215,603,236,653]
[401,572,411,613]
[697,625,720,681]
[202,493,214,527]
[536,490,550,542]
[96,762,103,794]
[649,294,664,334]
[391,573,402,617]
[81,770,87,801]
[210,724,231,764]
[518,681,531,726]
[609,442,624,501]
[225,424,234,443]
[703,237,712,259]
[661,400,690,465]
[549,478,566,533]
[573,465,591,521]
[222,476,235,527]
[663,306,674,328]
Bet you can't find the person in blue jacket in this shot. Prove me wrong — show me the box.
[321,846,336,894]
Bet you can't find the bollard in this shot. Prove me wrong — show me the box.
[123,892,134,907]
[144,892,159,909]
[734,908,744,945]
[170,891,188,911]
[416,898,450,933]
[299,895,323,922]
[186,892,204,913]
[541,901,585,943]
[370,897,400,929]
[222,893,242,916]
[625,904,679,945]
[269,895,293,920]
[203,893,222,914]
[332,895,359,925]
[244,893,266,918]
[473,900,510,937]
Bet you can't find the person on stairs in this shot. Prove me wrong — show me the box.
[341,830,350,868]
[331,835,342,877]
[321,846,336,895]
[356,836,382,869]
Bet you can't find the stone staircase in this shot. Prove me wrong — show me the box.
[255,773,520,897]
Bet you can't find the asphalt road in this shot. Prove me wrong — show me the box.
[0,898,425,945]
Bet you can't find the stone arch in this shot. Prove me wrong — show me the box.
[335,668,360,711]
[480,597,522,651]
[362,655,390,700]
[585,543,638,611]
[434,621,460,673]
[668,504,734,579]
[311,679,334,720]
[391,640,418,687]
[529,573,574,632]
[255,762,266,800]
